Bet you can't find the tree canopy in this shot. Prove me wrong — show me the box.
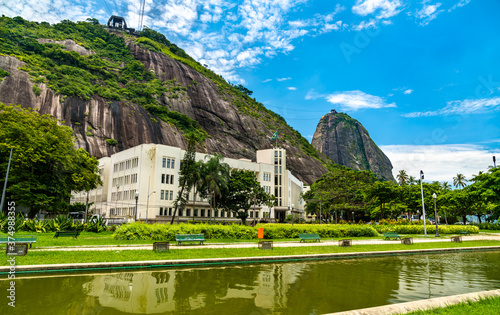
[0,103,101,217]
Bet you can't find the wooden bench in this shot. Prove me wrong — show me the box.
[0,235,37,248]
[383,232,401,240]
[299,233,321,242]
[460,231,471,236]
[54,231,81,238]
[175,234,205,245]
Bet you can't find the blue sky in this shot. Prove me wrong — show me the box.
[1,0,499,183]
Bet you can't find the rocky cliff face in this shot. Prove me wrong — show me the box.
[0,36,328,184]
[311,110,394,181]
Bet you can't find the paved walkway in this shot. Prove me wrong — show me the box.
[31,233,500,252]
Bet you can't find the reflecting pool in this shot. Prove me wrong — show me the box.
[2,251,500,314]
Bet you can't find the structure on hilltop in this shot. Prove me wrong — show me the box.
[105,16,135,34]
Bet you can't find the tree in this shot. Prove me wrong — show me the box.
[304,166,375,222]
[396,170,409,186]
[199,154,230,223]
[0,104,101,217]
[171,135,198,224]
[470,167,500,220]
[188,160,205,222]
[453,173,468,188]
[220,170,271,225]
[366,181,398,219]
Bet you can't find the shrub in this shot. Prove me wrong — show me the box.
[106,138,118,146]
[113,223,378,240]
[373,225,479,234]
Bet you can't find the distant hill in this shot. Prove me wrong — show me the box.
[0,16,330,185]
[311,110,394,181]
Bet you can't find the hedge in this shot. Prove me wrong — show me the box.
[373,225,479,234]
[113,223,379,240]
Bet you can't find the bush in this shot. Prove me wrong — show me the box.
[106,138,118,146]
[473,223,500,230]
[373,224,479,235]
[113,223,257,240]
[113,223,378,240]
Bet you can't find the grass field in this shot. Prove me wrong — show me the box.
[2,240,499,266]
[403,296,500,314]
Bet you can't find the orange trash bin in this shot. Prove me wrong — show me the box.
[258,227,264,239]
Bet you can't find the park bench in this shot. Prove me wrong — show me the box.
[54,231,81,238]
[0,235,37,248]
[175,234,205,245]
[383,232,401,240]
[460,231,471,236]
[299,233,321,242]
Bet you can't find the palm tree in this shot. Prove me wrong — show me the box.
[396,170,409,186]
[200,154,230,223]
[189,160,204,222]
[453,173,467,188]
[408,176,417,185]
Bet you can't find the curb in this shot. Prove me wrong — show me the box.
[327,289,500,314]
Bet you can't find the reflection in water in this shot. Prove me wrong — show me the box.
[2,251,500,314]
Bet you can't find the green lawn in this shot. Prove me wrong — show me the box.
[402,296,500,314]
[2,240,499,266]
[4,231,488,248]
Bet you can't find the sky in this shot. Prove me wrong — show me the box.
[1,0,499,184]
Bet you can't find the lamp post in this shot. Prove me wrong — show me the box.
[432,193,439,237]
[420,170,427,237]
[145,191,156,224]
[352,211,355,222]
[290,203,295,226]
[134,190,139,222]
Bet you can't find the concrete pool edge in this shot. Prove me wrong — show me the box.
[327,289,500,315]
[2,245,500,275]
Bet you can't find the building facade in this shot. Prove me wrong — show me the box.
[72,144,306,223]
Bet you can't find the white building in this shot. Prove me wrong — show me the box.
[72,144,306,223]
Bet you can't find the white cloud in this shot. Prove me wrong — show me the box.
[403,89,413,95]
[449,0,472,12]
[277,77,292,82]
[352,0,403,19]
[381,144,496,183]
[403,96,500,118]
[316,90,396,111]
[413,1,444,25]
[262,78,272,83]
[287,87,297,90]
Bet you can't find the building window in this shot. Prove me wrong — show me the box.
[179,209,183,216]
[194,209,198,217]
[186,209,191,216]
[171,159,175,169]
[215,210,218,217]
[170,175,174,184]
[160,190,165,200]
[169,191,173,200]
[168,208,173,216]
[167,158,171,168]
[274,151,278,157]
[162,158,166,168]
[201,209,205,217]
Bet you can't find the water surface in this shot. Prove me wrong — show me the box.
[2,251,500,314]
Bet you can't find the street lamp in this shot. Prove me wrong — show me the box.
[432,193,439,237]
[145,191,156,224]
[134,190,139,222]
[352,211,355,222]
[420,170,427,237]
[290,203,295,226]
